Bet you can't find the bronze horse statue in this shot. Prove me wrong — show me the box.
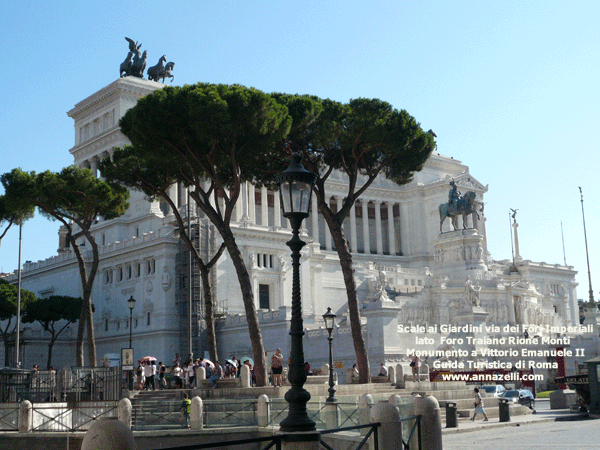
[130,50,147,78]
[147,55,167,82]
[147,56,175,83]
[439,190,480,233]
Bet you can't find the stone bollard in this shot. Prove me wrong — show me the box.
[359,394,373,436]
[81,417,135,450]
[388,365,396,384]
[197,366,206,380]
[321,363,329,377]
[241,364,251,388]
[191,396,203,430]
[396,364,405,388]
[257,394,270,427]
[18,400,32,433]
[388,393,402,407]
[118,398,132,428]
[370,402,401,450]
[325,400,338,430]
[413,394,442,450]
[419,363,429,381]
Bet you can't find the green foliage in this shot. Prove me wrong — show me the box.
[0,279,37,321]
[1,166,129,227]
[110,83,291,189]
[268,94,435,189]
[22,295,83,328]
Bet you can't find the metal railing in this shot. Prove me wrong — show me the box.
[0,366,122,403]
[30,401,119,432]
[150,423,381,450]
[0,403,19,431]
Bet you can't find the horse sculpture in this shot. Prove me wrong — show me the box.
[161,62,175,83]
[120,52,133,77]
[439,190,480,233]
[130,50,147,78]
[147,55,167,82]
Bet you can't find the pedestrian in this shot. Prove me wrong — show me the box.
[143,360,155,390]
[271,349,284,387]
[136,361,145,390]
[378,362,388,377]
[173,352,181,367]
[173,363,183,389]
[304,361,313,376]
[352,363,359,378]
[410,354,419,382]
[209,361,223,388]
[158,362,166,389]
[181,393,191,428]
[470,388,489,422]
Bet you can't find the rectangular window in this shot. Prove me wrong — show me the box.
[118,267,123,282]
[146,312,151,326]
[127,265,132,280]
[259,284,270,310]
[136,263,141,278]
[104,319,109,332]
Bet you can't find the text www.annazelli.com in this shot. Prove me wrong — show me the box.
[440,373,544,382]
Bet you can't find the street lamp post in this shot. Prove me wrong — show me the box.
[322,307,337,403]
[127,295,136,390]
[128,295,136,348]
[276,153,317,433]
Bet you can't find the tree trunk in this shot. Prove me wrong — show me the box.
[201,268,218,362]
[328,222,371,383]
[218,226,267,386]
[47,337,56,370]
[84,293,96,367]
[76,312,85,367]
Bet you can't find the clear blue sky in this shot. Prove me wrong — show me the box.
[1,1,599,300]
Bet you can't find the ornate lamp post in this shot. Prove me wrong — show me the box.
[322,307,337,403]
[128,295,136,348]
[127,295,136,390]
[276,153,317,433]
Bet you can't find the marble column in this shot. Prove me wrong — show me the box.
[240,182,249,222]
[512,220,522,262]
[311,195,319,244]
[374,200,383,255]
[274,191,281,228]
[248,183,256,223]
[89,156,99,177]
[350,203,357,253]
[362,200,370,254]
[260,188,268,226]
[325,197,332,251]
[386,202,396,255]
[166,182,178,216]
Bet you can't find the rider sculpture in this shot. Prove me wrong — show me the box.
[439,180,480,233]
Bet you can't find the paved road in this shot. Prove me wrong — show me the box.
[442,418,600,449]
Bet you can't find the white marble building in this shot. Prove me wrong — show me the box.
[2,77,594,388]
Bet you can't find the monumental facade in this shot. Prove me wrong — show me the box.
[2,76,595,389]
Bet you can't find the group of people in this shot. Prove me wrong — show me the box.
[134,353,256,390]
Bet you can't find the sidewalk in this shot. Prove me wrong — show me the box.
[442,399,590,435]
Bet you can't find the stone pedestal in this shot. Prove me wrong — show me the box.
[433,229,487,278]
[361,300,402,358]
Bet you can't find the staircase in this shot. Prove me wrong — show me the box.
[131,389,190,430]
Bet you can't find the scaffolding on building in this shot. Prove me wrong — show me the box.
[175,204,227,360]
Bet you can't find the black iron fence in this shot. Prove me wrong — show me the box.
[0,366,122,403]
[149,423,382,450]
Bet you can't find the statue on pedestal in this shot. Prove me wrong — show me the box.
[439,181,480,233]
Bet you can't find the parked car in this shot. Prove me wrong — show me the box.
[480,384,506,397]
[500,389,535,408]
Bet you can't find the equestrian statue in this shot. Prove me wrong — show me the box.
[439,180,480,233]
[119,37,175,81]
